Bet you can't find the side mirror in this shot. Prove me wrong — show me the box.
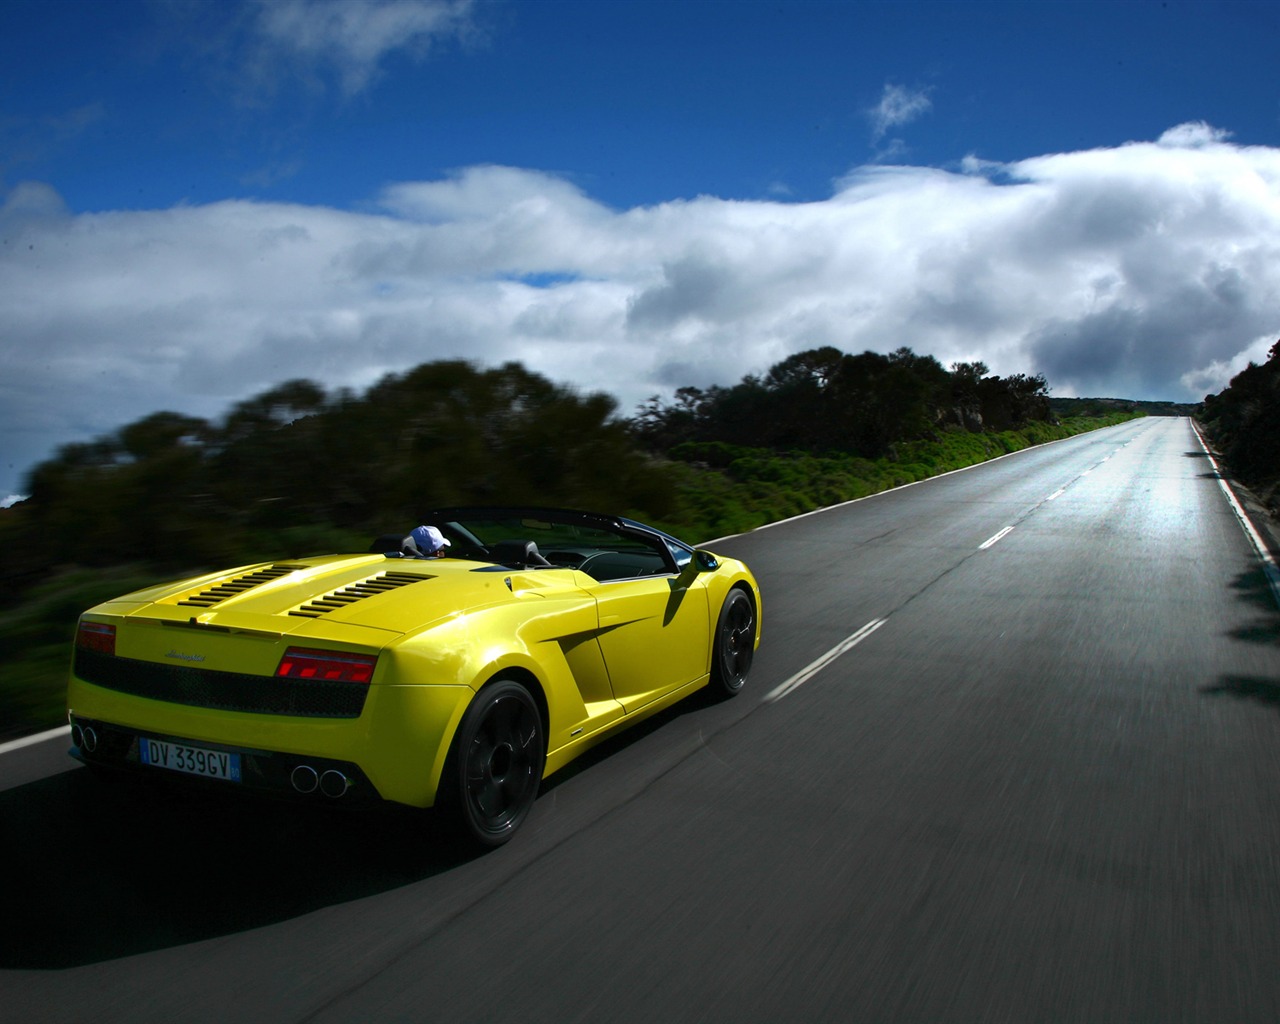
[695,550,720,572]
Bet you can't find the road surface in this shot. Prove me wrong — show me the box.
[2,416,1278,1022]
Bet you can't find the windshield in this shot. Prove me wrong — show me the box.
[430,512,676,580]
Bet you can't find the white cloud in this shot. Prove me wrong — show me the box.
[2,125,1279,496]
[251,0,476,95]
[1179,333,1276,398]
[1158,121,1233,148]
[869,83,933,143]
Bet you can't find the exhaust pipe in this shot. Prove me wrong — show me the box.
[71,723,84,750]
[291,765,318,794]
[319,770,349,798]
[82,726,98,753]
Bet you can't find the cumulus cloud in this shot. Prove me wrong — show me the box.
[2,122,1279,496]
[1158,121,1233,148]
[249,0,476,95]
[1180,333,1276,398]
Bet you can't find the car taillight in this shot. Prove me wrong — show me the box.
[75,621,116,655]
[275,647,377,684]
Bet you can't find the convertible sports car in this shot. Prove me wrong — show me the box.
[67,508,761,846]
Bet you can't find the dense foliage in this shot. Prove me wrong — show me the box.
[631,346,1052,454]
[1198,339,1280,506]
[1,361,674,584]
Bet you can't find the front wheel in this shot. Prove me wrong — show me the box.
[441,679,545,848]
[709,589,755,698]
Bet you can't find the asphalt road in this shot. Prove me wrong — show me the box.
[3,417,1279,1023]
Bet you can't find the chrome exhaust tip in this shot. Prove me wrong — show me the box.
[71,723,84,750]
[291,765,319,794]
[319,770,349,798]
[82,726,98,753]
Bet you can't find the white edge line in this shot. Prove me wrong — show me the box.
[765,619,887,703]
[698,420,1136,546]
[1192,422,1280,610]
[0,724,70,757]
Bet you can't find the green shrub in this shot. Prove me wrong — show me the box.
[0,566,178,741]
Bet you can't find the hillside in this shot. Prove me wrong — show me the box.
[1049,397,1198,419]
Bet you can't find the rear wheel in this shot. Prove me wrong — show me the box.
[709,588,755,698]
[441,679,545,848]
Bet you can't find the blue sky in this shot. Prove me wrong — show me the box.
[2,0,1279,502]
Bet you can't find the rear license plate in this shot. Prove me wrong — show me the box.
[139,738,241,782]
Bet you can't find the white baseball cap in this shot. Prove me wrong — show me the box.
[409,525,451,555]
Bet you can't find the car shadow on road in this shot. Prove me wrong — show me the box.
[0,766,473,970]
[0,695,710,971]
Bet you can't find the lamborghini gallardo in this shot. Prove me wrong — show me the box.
[67,508,761,847]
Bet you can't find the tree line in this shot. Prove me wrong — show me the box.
[0,347,1058,594]
[1,361,673,583]
[1198,339,1280,503]
[631,345,1051,455]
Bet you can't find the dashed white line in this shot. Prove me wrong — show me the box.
[979,526,1014,550]
[1046,488,1066,501]
[765,619,887,703]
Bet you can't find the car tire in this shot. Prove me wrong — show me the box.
[440,678,545,848]
[709,588,755,698]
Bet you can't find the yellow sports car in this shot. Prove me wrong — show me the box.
[67,508,761,846]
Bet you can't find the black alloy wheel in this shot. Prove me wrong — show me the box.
[710,588,755,697]
[446,679,545,848]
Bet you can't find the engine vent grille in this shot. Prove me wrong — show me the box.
[177,565,308,608]
[289,571,429,618]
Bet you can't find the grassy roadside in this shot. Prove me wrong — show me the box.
[0,567,177,743]
[650,412,1144,541]
[0,412,1143,742]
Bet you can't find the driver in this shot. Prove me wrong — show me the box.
[406,525,451,558]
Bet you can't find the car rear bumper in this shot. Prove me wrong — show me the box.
[68,714,384,805]
[67,676,474,808]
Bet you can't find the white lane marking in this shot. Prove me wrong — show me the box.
[765,619,887,704]
[1047,488,1066,501]
[1080,469,1092,477]
[0,725,70,757]
[979,526,1014,550]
